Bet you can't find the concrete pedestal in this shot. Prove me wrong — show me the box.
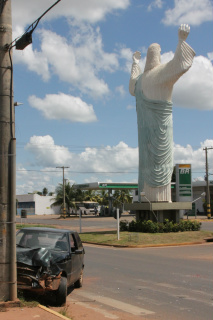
[124,202,192,223]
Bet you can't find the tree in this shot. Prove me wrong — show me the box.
[51,182,76,212]
[42,187,48,196]
[113,190,132,212]
[83,190,99,202]
[96,190,109,206]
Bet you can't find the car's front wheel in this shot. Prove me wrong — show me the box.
[74,270,83,288]
[55,276,67,306]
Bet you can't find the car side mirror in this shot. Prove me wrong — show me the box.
[75,249,84,255]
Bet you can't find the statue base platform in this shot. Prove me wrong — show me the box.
[124,202,192,223]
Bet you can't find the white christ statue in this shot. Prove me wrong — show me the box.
[129,24,195,202]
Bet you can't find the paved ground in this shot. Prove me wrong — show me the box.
[1,213,212,319]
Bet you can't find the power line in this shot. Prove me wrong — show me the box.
[17,169,138,173]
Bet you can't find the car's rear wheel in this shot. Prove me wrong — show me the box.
[55,276,67,306]
[74,270,83,288]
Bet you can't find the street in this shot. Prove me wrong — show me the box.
[70,243,213,320]
[16,214,213,232]
[15,214,213,319]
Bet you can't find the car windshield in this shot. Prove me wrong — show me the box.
[16,230,69,251]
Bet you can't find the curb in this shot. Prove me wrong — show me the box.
[83,240,207,248]
[38,304,71,320]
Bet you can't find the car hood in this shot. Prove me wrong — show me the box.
[17,247,68,269]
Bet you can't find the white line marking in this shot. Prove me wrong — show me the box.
[70,298,118,319]
[72,291,155,316]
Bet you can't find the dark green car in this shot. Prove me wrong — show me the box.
[16,227,85,305]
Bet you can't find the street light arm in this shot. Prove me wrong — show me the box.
[6,0,62,50]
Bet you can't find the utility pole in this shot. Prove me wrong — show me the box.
[204,147,213,219]
[56,166,69,218]
[0,0,63,303]
[0,0,17,302]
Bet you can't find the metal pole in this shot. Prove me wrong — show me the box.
[117,208,120,240]
[62,167,65,218]
[79,209,82,233]
[204,147,212,219]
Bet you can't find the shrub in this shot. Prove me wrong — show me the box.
[120,220,129,231]
[128,220,137,232]
[120,219,202,233]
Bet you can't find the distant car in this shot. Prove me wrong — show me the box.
[16,227,85,305]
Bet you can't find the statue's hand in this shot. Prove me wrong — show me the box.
[132,51,141,64]
[178,24,190,41]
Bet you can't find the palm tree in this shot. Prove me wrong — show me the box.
[97,190,109,206]
[51,182,76,212]
[113,189,132,212]
[83,190,99,202]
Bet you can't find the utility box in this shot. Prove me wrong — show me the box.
[21,209,27,218]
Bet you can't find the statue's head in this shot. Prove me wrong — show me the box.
[144,43,161,72]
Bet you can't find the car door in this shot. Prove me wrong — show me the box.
[55,233,72,285]
[69,232,84,284]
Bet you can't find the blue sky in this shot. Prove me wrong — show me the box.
[11,0,213,194]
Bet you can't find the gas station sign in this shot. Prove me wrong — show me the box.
[176,164,193,202]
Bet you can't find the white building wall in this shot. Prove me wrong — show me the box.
[34,194,60,215]
[17,194,60,215]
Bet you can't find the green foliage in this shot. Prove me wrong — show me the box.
[120,220,129,231]
[113,190,132,212]
[120,219,201,233]
[42,187,48,196]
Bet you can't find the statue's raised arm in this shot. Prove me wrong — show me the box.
[129,51,142,96]
[167,24,195,85]
[178,23,190,42]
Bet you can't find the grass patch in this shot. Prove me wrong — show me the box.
[58,306,72,319]
[18,291,39,308]
[80,230,213,247]
[16,224,57,230]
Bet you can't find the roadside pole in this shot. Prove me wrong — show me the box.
[79,210,82,233]
[0,0,17,301]
[117,208,120,240]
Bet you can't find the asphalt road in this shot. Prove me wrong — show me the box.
[71,243,213,320]
[16,215,213,232]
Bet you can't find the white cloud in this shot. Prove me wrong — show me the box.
[14,26,119,98]
[25,135,138,171]
[14,42,50,81]
[207,52,213,61]
[25,135,73,167]
[16,164,61,194]
[115,85,125,97]
[162,0,213,26]
[148,0,163,12]
[12,0,130,32]
[25,135,213,179]
[173,55,213,110]
[17,136,213,193]
[174,139,213,179]
[28,93,97,122]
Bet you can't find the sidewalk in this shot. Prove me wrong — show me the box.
[0,298,141,320]
[0,304,65,320]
